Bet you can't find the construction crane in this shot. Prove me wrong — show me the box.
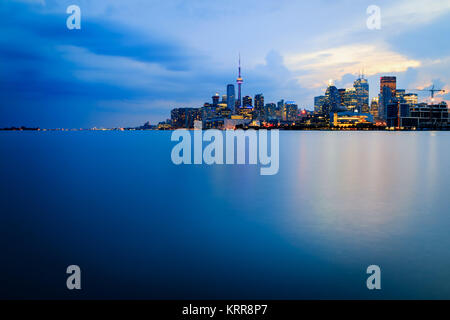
[400,85,446,129]
[389,85,445,129]
[407,85,446,100]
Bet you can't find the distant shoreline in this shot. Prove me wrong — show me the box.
[1,127,450,132]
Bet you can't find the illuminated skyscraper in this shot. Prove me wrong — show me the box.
[343,87,357,111]
[380,76,396,95]
[277,99,284,110]
[404,93,418,105]
[284,102,298,121]
[396,89,406,102]
[379,76,397,120]
[314,96,326,114]
[354,74,369,113]
[226,84,235,113]
[238,95,253,118]
[370,97,379,119]
[325,81,341,114]
[236,54,243,108]
[243,95,252,108]
[254,94,264,119]
[266,103,277,120]
[212,93,220,107]
[277,99,285,119]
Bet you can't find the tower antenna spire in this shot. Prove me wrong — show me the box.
[239,53,241,78]
[236,53,243,108]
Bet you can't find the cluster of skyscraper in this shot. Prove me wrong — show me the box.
[163,59,448,130]
[374,76,448,128]
[169,58,304,129]
[314,73,370,115]
[313,74,448,129]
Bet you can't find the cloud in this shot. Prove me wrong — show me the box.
[312,0,450,45]
[383,0,450,29]
[403,58,450,104]
[0,0,198,127]
[57,45,192,91]
[284,43,421,88]
[244,51,305,102]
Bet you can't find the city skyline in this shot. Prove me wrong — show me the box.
[165,63,448,131]
[165,57,443,122]
[1,0,449,128]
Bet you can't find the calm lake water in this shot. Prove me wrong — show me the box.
[1,131,449,299]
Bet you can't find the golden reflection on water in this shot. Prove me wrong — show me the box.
[199,131,445,250]
[292,132,441,243]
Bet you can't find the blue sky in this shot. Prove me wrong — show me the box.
[1,0,449,128]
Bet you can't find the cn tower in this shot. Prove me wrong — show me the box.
[236,54,243,109]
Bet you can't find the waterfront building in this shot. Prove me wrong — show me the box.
[223,118,252,129]
[170,108,186,128]
[331,111,374,127]
[171,108,202,128]
[379,76,397,120]
[392,102,449,129]
[386,101,410,127]
[203,118,225,129]
[370,97,379,119]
